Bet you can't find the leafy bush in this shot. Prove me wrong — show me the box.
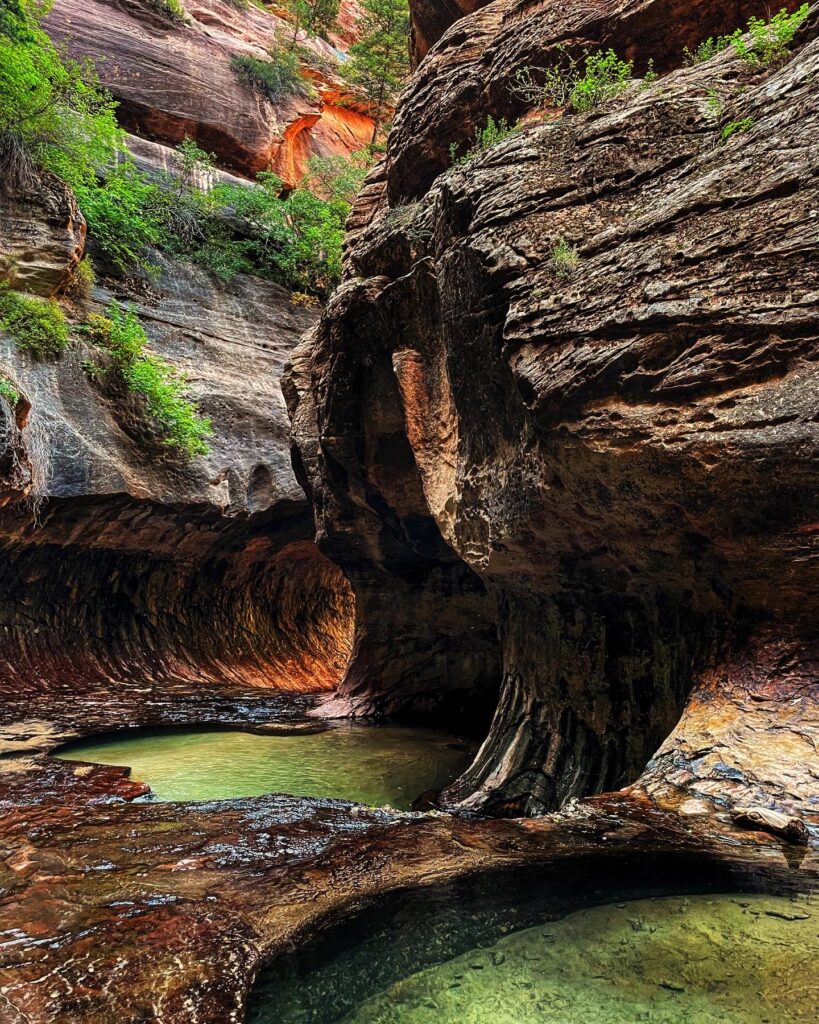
[721,116,754,141]
[85,305,212,459]
[570,50,633,112]
[450,116,519,165]
[73,160,167,274]
[0,377,20,406]
[550,238,579,277]
[146,0,189,24]
[64,257,96,309]
[512,47,633,114]
[231,49,310,101]
[684,6,808,68]
[303,149,371,204]
[0,0,120,191]
[0,285,69,358]
[206,172,348,293]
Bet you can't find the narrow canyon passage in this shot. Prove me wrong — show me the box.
[1,0,817,1022]
[0,498,356,749]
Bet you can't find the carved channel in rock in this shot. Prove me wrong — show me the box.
[0,498,355,705]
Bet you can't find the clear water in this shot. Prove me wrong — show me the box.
[338,893,818,1024]
[251,889,818,1024]
[54,723,475,808]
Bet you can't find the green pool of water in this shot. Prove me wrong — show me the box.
[338,893,818,1024]
[250,888,818,1024]
[54,723,475,808]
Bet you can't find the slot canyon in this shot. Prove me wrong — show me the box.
[0,0,817,1022]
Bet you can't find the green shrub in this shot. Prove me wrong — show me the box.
[0,0,120,191]
[704,87,724,121]
[231,49,309,101]
[146,0,189,24]
[570,50,633,112]
[450,116,519,165]
[721,116,754,141]
[73,161,167,275]
[85,305,212,459]
[0,285,69,358]
[512,47,632,114]
[0,377,20,406]
[65,257,97,309]
[303,148,371,204]
[206,171,348,294]
[550,238,579,277]
[684,6,808,68]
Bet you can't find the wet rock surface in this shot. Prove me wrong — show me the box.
[1,745,815,1024]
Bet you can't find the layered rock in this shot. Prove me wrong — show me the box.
[409,0,489,66]
[44,0,372,184]
[0,172,85,296]
[0,179,354,709]
[288,0,819,814]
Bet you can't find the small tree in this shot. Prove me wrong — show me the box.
[285,0,340,47]
[343,0,410,145]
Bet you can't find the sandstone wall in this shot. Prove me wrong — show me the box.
[44,0,373,184]
[288,0,819,813]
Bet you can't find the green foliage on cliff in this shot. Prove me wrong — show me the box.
[0,285,69,358]
[0,377,21,406]
[0,0,119,191]
[85,305,213,459]
[569,50,633,112]
[684,6,809,68]
[231,49,311,101]
[146,0,189,24]
[449,116,520,166]
[550,238,579,277]
[343,0,410,144]
[200,172,349,294]
[512,47,633,114]
[283,0,340,44]
[304,149,370,204]
[721,116,754,141]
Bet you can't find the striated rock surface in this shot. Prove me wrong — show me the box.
[44,0,371,183]
[0,172,86,297]
[387,0,807,201]
[409,0,489,66]
[0,174,355,703]
[288,0,819,814]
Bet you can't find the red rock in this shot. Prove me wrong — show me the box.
[44,0,373,183]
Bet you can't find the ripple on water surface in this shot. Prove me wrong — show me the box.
[54,723,475,809]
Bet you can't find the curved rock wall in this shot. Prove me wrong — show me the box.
[288,0,819,813]
[44,0,372,184]
[0,183,355,712]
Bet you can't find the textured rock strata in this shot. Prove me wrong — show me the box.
[44,0,372,183]
[0,181,355,708]
[289,0,819,814]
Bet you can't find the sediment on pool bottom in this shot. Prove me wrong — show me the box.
[247,857,818,1024]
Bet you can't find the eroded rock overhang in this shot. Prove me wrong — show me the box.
[287,0,819,817]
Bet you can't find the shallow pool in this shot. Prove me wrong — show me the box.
[54,723,475,808]
[250,889,818,1024]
